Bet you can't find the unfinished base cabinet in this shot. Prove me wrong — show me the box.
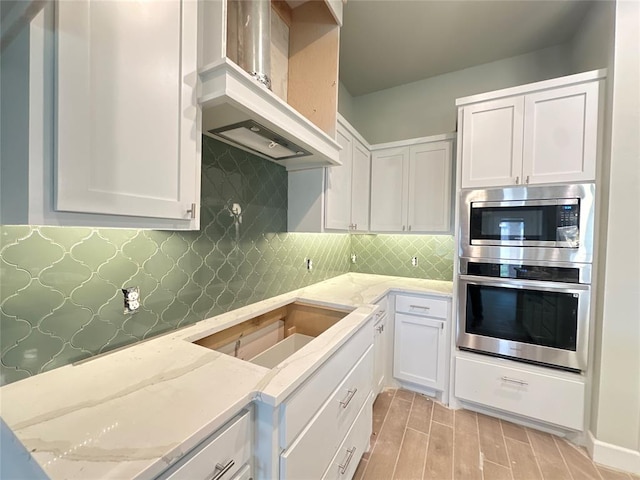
[370,135,454,233]
[393,295,450,393]
[458,69,604,189]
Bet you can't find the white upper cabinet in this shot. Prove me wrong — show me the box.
[56,0,200,226]
[458,70,604,189]
[324,121,371,232]
[350,139,372,231]
[370,147,408,232]
[522,82,599,185]
[370,136,454,233]
[460,97,524,188]
[289,115,370,233]
[407,141,453,232]
[0,1,200,229]
[324,126,353,230]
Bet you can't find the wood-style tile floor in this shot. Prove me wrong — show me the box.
[354,389,639,480]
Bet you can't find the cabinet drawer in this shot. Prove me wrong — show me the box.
[455,355,585,430]
[161,410,251,480]
[280,348,373,480]
[322,393,373,480]
[396,294,448,319]
[281,321,373,447]
[230,464,251,480]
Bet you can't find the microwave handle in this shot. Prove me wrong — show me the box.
[459,274,590,293]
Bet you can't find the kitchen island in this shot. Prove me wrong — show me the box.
[0,273,452,480]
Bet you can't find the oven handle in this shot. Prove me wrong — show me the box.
[459,274,591,293]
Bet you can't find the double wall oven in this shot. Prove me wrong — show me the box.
[457,184,595,372]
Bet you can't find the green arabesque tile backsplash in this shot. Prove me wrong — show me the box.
[0,137,452,386]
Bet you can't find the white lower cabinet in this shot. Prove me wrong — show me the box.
[158,410,251,480]
[454,353,586,431]
[393,295,450,393]
[322,393,374,480]
[373,299,389,396]
[280,347,373,479]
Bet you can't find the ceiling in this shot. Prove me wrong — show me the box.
[339,0,595,97]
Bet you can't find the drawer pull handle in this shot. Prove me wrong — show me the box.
[501,376,528,386]
[410,305,430,311]
[211,460,235,480]
[339,388,358,408]
[338,447,356,474]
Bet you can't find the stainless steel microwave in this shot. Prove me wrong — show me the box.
[459,184,595,263]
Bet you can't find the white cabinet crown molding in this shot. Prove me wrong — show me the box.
[370,132,456,151]
[456,68,607,107]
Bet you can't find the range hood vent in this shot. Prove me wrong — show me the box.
[209,120,311,160]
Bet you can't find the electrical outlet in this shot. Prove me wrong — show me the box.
[122,286,140,314]
[411,256,419,267]
[305,258,313,271]
[350,253,357,264]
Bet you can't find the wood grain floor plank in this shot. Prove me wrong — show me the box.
[505,437,543,480]
[555,437,601,480]
[483,460,514,480]
[354,458,368,480]
[424,421,454,480]
[365,389,395,460]
[526,428,573,480]
[395,389,416,403]
[393,428,428,480]
[597,465,634,480]
[501,420,530,444]
[454,409,482,480]
[432,401,454,427]
[407,394,433,435]
[364,396,412,480]
[478,413,510,467]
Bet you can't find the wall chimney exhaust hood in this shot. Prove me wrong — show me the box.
[198,0,343,171]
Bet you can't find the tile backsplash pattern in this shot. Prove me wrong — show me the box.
[350,234,454,281]
[0,138,453,386]
[0,138,350,385]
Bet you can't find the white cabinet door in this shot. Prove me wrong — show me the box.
[461,97,524,188]
[56,0,199,223]
[394,313,445,391]
[350,138,371,232]
[522,82,599,185]
[325,125,353,230]
[370,147,408,232]
[407,141,452,232]
[373,315,387,395]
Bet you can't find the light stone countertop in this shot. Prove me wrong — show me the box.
[0,273,452,480]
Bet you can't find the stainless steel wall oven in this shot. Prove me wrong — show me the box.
[457,184,595,372]
[458,258,591,371]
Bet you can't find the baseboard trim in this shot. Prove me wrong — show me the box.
[586,430,640,475]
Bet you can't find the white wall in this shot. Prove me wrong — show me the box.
[569,1,616,74]
[337,81,357,127]
[589,0,640,469]
[347,43,573,144]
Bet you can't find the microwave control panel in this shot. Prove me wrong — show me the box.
[558,204,579,227]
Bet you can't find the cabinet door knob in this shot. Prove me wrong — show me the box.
[525,175,530,184]
[408,225,412,231]
[402,225,406,231]
[515,176,520,185]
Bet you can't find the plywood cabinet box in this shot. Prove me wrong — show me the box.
[458,69,605,189]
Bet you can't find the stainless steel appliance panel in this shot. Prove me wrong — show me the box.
[459,183,595,263]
